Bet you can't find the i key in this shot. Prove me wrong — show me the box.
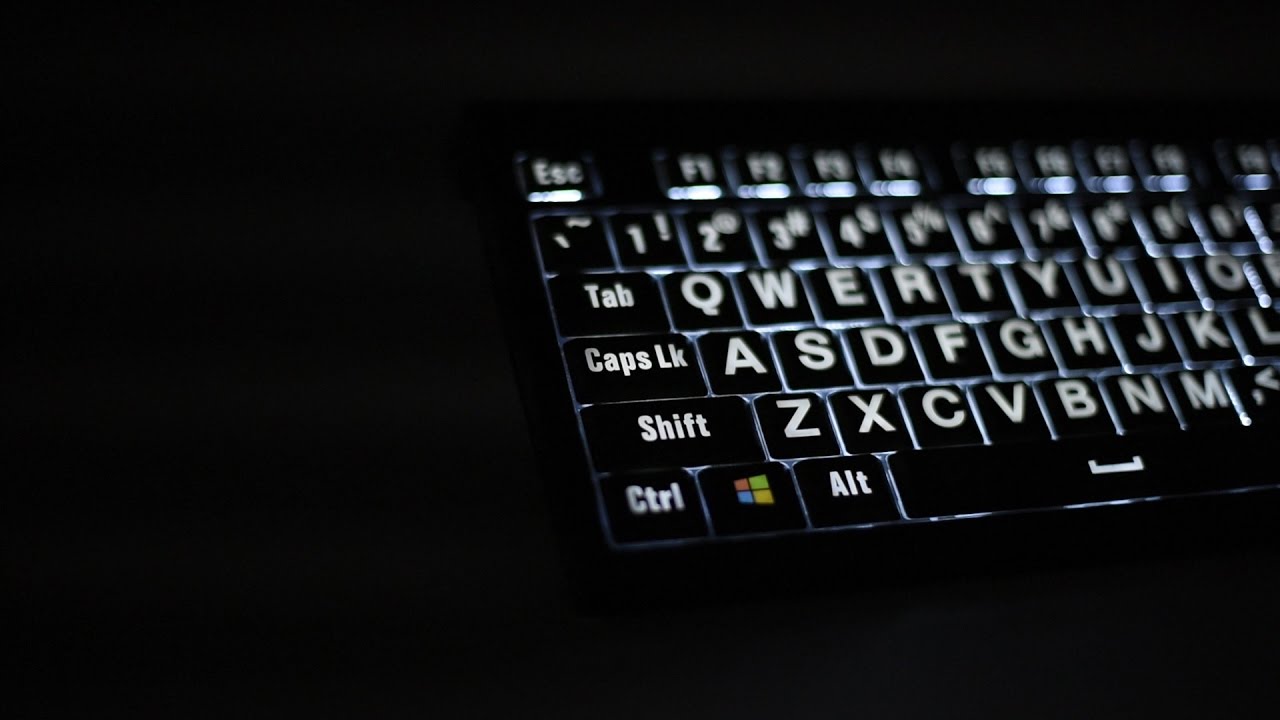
[611,212,685,266]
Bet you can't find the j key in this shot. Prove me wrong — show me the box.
[982,318,1057,375]
[1009,259,1079,310]
[1168,369,1239,427]
[1075,257,1139,306]
[611,212,685,266]
[793,457,899,527]
[1046,316,1121,370]
[1232,307,1280,359]
[754,206,825,261]
[754,393,840,459]
[880,264,950,318]
[659,150,728,196]
[1084,197,1142,249]
[581,397,763,472]
[1133,141,1199,192]
[663,272,743,330]
[952,143,1020,195]
[893,202,957,255]
[564,334,705,404]
[1109,314,1181,366]
[1018,142,1079,194]
[600,470,707,544]
[826,204,894,258]
[534,215,612,272]
[972,382,1050,443]
[520,154,596,200]
[1216,141,1277,190]
[1231,363,1280,425]
[1172,311,1239,362]
[734,149,796,192]
[913,322,991,379]
[550,273,668,336]
[802,147,860,195]
[697,332,782,395]
[1193,255,1256,301]
[862,145,927,195]
[684,208,756,264]
[698,463,806,535]
[957,199,1023,253]
[806,267,885,321]
[830,390,913,453]
[1039,378,1116,437]
[1103,374,1180,433]
[1132,256,1198,304]
[736,269,815,324]
[772,329,852,389]
[847,325,924,384]
[1199,196,1254,246]
[1021,198,1084,253]
[945,264,1015,314]
[901,385,983,447]
[1077,141,1138,193]
[890,427,1270,519]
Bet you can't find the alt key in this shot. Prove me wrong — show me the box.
[793,457,900,528]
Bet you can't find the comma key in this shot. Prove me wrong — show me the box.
[581,398,763,472]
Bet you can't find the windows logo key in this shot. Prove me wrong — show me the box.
[735,474,774,506]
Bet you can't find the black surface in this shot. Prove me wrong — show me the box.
[10,4,1280,717]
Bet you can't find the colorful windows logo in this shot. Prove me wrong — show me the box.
[734,474,774,506]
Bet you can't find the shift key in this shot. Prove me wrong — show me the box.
[582,397,763,472]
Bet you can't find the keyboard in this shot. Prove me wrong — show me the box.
[472,103,1280,590]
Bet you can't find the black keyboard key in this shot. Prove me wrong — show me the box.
[684,208,755,264]
[600,471,707,544]
[945,263,1015,314]
[1077,141,1138,193]
[901,385,983,447]
[880,264,950,318]
[1010,259,1078,310]
[957,199,1022,253]
[549,273,668,336]
[734,149,796,192]
[1019,142,1079,193]
[1200,196,1253,245]
[534,215,612,272]
[1084,197,1142,249]
[1168,369,1239,427]
[565,335,705,404]
[983,318,1058,374]
[847,325,924,384]
[890,427,1270,518]
[952,143,1020,195]
[1194,255,1256,301]
[1172,310,1239,362]
[830,390,912,453]
[826,204,894,257]
[1232,307,1280,359]
[699,463,806,535]
[581,397,763,472]
[1076,256,1139,306]
[754,206,825,261]
[1039,378,1117,437]
[1103,374,1179,433]
[611,211,684,266]
[1136,196,1197,246]
[754,393,840,459]
[862,145,927,195]
[1021,198,1083,253]
[663,272,743,330]
[1231,363,1280,425]
[802,147,860,195]
[893,202,956,254]
[520,154,596,200]
[807,267,884,321]
[914,322,991,379]
[1110,314,1181,366]
[737,269,814,324]
[793,457,899,527]
[773,329,852,389]
[698,332,782,395]
[1252,199,1280,247]
[659,150,728,197]
[972,381,1050,443]
[1255,253,1280,296]
[1216,141,1277,190]
[1047,316,1121,370]
[1133,142,1199,192]
[1132,256,1198,304]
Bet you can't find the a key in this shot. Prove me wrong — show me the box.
[697,331,783,395]
[564,334,706,404]
[549,273,669,336]
[581,397,763,472]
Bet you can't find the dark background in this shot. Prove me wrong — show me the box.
[10,4,1280,717]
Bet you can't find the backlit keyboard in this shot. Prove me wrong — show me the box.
[475,104,1280,577]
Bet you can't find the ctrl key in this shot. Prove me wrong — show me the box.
[601,471,707,544]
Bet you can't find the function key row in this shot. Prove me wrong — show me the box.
[531,196,1280,273]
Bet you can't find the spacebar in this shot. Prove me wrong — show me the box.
[889,428,1272,519]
